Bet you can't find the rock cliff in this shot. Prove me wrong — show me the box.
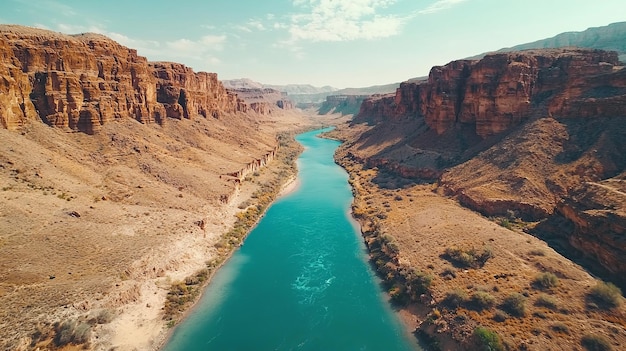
[0,25,244,134]
[342,48,626,289]
[357,49,621,138]
[227,87,294,115]
[559,178,626,285]
[150,61,245,119]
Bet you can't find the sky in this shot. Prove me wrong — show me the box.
[1,0,625,88]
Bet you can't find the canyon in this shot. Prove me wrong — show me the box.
[0,25,325,351]
[1,21,626,351]
[332,47,626,350]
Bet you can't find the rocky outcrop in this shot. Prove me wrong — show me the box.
[150,62,245,119]
[223,145,279,184]
[0,25,244,133]
[560,179,626,285]
[227,88,294,115]
[529,176,626,289]
[249,101,272,115]
[276,99,293,110]
[357,49,622,138]
[343,48,626,292]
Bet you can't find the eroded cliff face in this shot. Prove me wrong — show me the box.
[150,61,245,119]
[227,87,294,115]
[342,48,626,290]
[0,25,243,134]
[358,49,622,138]
[559,179,626,286]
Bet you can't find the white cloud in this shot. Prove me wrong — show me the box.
[418,0,468,14]
[33,23,50,30]
[165,35,226,61]
[236,19,267,33]
[284,0,406,43]
[167,35,225,53]
[55,23,162,56]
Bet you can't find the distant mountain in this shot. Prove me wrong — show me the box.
[221,78,264,90]
[335,82,400,96]
[222,79,337,95]
[472,21,626,61]
[264,83,337,95]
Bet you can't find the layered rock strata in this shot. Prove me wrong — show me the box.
[357,49,622,138]
[227,88,294,115]
[0,25,243,134]
[345,48,626,290]
[150,62,246,119]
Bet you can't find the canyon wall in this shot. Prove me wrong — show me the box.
[346,48,626,289]
[357,49,622,138]
[226,88,294,115]
[150,61,246,119]
[0,25,245,134]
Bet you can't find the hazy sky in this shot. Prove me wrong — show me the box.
[2,0,625,88]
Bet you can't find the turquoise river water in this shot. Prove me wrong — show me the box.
[162,128,420,351]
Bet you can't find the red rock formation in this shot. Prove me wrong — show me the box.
[249,101,272,115]
[228,88,294,115]
[559,182,626,282]
[531,176,626,289]
[150,62,244,119]
[223,145,279,183]
[0,25,245,133]
[357,49,622,138]
[276,99,293,110]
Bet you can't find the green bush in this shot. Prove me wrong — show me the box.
[470,291,496,310]
[501,293,527,317]
[406,269,433,297]
[473,326,505,351]
[54,320,91,346]
[588,282,622,309]
[581,334,612,351]
[533,272,559,290]
[528,249,546,256]
[443,289,468,308]
[94,309,114,324]
[534,294,558,310]
[550,322,570,334]
[493,309,509,322]
[444,246,493,268]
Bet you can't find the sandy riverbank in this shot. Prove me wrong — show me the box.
[278,175,301,197]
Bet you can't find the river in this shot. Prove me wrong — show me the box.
[162,128,419,351]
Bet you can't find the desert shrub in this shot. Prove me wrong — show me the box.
[474,326,505,351]
[470,291,495,310]
[497,218,512,229]
[443,289,468,308]
[533,272,559,290]
[528,249,546,256]
[444,246,493,268]
[440,267,457,279]
[588,282,622,309]
[94,309,114,324]
[501,293,527,317]
[550,322,570,334]
[405,268,433,298]
[581,334,612,351]
[534,294,558,310]
[493,309,509,322]
[54,320,91,346]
